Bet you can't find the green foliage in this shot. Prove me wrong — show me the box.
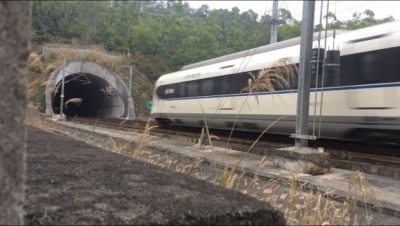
[323,10,395,30]
[30,1,395,116]
[32,1,395,76]
[30,84,46,112]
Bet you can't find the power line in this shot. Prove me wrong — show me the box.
[291,0,342,20]
[292,0,376,23]
[332,1,375,19]
[261,0,284,19]
[270,0,279,43]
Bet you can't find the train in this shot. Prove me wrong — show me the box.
[150,20,400,144]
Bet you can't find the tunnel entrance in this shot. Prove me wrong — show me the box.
[52,73,124,118]
[45,60,135,119]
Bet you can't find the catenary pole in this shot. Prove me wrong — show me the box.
[127,65,133,119]
[294,0,316,148]
[59,58,66,118]
[270,0,279,44]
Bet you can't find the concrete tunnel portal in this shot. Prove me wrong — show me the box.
[45,60,135,119]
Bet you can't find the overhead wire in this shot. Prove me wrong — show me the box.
[318,0,331,137]
[188,0,383,142]
[312,0,325,137]
[215,0,291,142]
[290,1,342,22]
[209,0,278,118]
[207,0,286,144]
[291,1,377,25]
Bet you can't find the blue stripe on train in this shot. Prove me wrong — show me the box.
[162,82,400,101]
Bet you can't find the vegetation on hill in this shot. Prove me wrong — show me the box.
[29,0,395,116]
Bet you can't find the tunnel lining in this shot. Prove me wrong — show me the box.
[45,60,135,119]
[51,73,125,118]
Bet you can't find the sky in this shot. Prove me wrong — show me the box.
[186,1,400,24]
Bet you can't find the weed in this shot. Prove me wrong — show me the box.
[65,98,83,108]
[219,116,285,188]
[100,82,116,96]
[346,170,380,225]
[222,58,297,162]
[25,106,54,132]
[109,137,125,154]
[132,119,157,159]
[241,57,297,105]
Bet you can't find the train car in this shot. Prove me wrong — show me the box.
[151,21,400,144]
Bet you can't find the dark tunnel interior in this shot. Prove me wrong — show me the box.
[52,73,125,118]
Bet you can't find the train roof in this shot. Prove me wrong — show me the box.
[180,29,347,71]
[151,20,400,87]
[180,20,400,71]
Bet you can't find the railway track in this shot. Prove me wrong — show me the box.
[65,116,400,168]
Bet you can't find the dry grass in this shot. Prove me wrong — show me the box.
[64,98,83,108]
[180,126,220,177]
[222,58,297,159]
[241,57,298,105]
[219,169,379,225]
[197,126,219,151]
[219,116,285,188]
[42,46,125,72]
[27,44,130,109]
[25,105,54,133]
[132,119,157,159]
[29,54,44,74]
[346,170,381,224]
[28,52,40,64]
[124,127,382,225]
[43,61,61,77]
[35,112,385,225]
[26,49,385,225]
[109,137,120,153]
[218,165,386,226]
[100,82,116,96]
[208,57,383,225]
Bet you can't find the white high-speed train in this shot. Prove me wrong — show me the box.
[151,21,400,143]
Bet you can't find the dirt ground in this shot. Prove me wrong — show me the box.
[23,126,285,225]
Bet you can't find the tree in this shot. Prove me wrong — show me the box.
[31,2,396,79]
[323,9,394,31]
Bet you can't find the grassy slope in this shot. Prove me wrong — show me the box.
[27,45,153,117]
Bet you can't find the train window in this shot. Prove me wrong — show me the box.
[241,71,258,92]
[229,72,251,94]
[186,81,200,97]
[292,63,299,89]
[385,47,400,83]
[162,85,176,99]
[164,88,175,95]
[201,79,214,96]
[340,46,400,86]
[156,84,183,99]
[361,53,381,84]
[156,86,166,99]
[214,76,230,95]
[340,54,357,86]
[178,83,185,97]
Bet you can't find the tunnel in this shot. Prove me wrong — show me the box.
[45,60,135,119]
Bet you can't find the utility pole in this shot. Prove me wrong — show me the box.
[270,0,279,44]
[127,65,133,120]
[292,0,316,148]
[119,64,135,119]
[59,58,66,119]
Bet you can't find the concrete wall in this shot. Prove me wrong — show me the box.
[45,60,136,119]
[0,1,30,225]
